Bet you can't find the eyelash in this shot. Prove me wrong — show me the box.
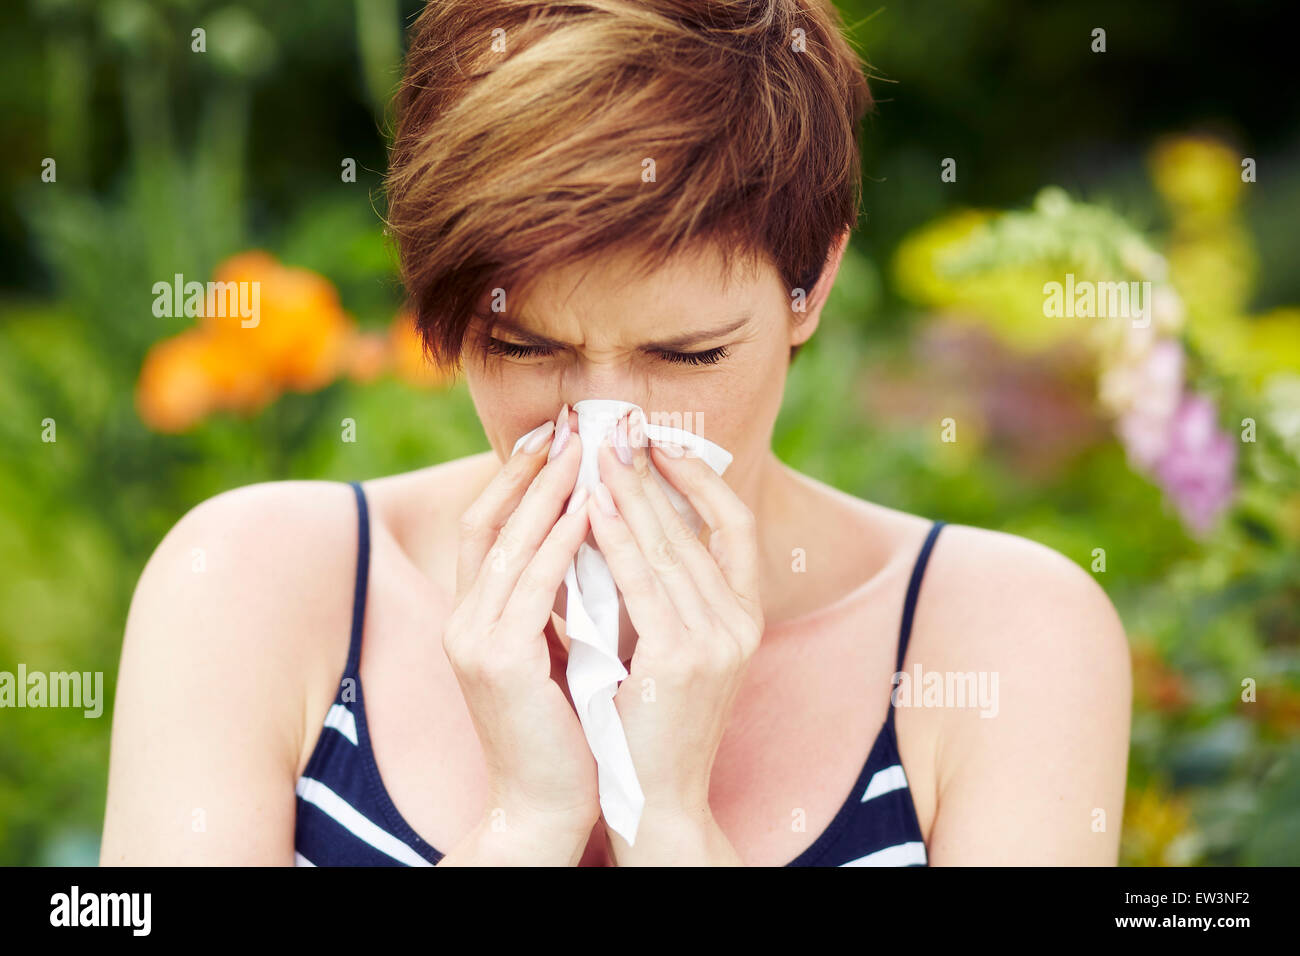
[484,338,730,367]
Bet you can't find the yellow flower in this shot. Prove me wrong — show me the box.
[893,209,993,306]
[1248,308,1300,378]
[893,210,1088,352]
[1167,225,1257,324]
[1121,782,1203,866]
[1149,135,1245,222]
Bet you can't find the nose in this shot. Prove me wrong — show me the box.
[562,355,645,411]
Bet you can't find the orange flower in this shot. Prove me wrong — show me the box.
[135,330,219,433]
[136,250,360,432]
[199,330,277,414]
[204,251,354,392]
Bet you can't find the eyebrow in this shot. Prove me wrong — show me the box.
[481,313,753,351]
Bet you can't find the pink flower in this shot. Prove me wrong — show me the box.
[1111,339,1186,470]
[1153,393,1237,536]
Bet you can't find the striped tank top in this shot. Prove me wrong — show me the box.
[294,480,946,867]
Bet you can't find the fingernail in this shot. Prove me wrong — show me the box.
[521,420,555,455]
[548,403,571,462]
[612,413,633,466]
[628,409,647,451]
[568,484,589,513]
[594,481,619,517]
[656,440,684,458]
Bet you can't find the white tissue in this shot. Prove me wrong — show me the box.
[508,398,733,846]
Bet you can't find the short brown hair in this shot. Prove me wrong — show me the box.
[385,0,873,375]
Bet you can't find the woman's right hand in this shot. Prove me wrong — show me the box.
[440,404,599,863]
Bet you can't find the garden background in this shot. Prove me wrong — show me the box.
[1,0,1298,865]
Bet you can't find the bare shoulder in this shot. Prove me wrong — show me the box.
[122,479,365,755]
[130,480,362,659]
[909,522,1132,863]
[125,452,498,664]
[104,479,367,863]
[918,522,1129,668]
[144,478,361,568]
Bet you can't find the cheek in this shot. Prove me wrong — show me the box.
[655,352,782,456]
[726,346,787,451]
[465,368,552,459]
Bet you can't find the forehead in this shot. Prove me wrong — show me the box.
[498,240,781,325]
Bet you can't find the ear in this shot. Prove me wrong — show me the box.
[789,227,851,348]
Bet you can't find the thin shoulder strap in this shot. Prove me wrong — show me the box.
[344,480,371,678]
[895,519,946,675]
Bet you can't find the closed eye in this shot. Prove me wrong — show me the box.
[484,338,730,367]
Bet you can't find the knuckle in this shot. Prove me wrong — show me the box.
[664,516,699,546]
[457,511,484,542]
[732,506,758,538]
[610,546,657,594]
[620,471,648,502]
[523,467,547,497]
[706,635,743,675]
[494,522,524,562]
[476,644,521,686]
[646,536,680,573]
[629,564,659,597]
[450,636,488,679]
[466,646,496,681]
[444,619,488,663]
[632,450,652,479]
[515,563,546,596]
[508,449,544,484]
[443,626,472,670]
[485,545,507,573]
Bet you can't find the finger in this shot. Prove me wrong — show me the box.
[598,415,713,632]
[496,485,591,646]
[583,483,682,649]
[455,416,555,607]
[468,412,584,622]
[608,423,738,635]
[632,429,740,619]
[648,440,763,629]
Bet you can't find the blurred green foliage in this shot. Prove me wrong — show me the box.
[1,0,1298,866]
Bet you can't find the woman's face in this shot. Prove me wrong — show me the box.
[464,236,845,496]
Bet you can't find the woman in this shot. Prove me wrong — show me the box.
[100,0,1131,866]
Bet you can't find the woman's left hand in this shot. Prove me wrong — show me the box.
[583,409,764,863]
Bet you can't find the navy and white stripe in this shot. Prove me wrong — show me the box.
[293,482,443,867]
[293,480,944,867]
